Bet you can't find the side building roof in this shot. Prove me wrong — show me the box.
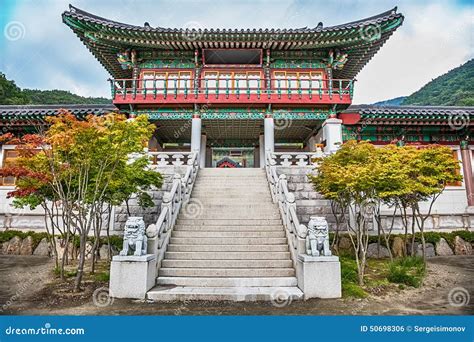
[341,105,474,126]
[0,104,117,128]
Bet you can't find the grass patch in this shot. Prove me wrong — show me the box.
[387,256,426,288]
[93,271,110,282]
[53,267,77,278]
[340,257,367,298]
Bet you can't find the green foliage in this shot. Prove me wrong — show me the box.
[335,230,474,255]
[106,235,124,251]
[387,257,426,288]
[340,257,368,298]
[0,72,29,104]
[0,230,123,251]
[403,59,474,106]
[70,235,123,250]
[0,230,49,250]
[0,72,110,105]
[22,89,111,105]
[94,271,110,282]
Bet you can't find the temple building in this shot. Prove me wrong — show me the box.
[1,6,473,231]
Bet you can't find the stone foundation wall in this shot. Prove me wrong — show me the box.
[112,166,187,232]
[275,166,337,230]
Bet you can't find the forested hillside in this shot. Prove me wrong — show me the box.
[402,59,473,106]
[0,72,111,105]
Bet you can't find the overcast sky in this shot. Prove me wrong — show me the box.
[0,0,472,104]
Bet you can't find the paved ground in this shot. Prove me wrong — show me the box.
[0,255,473,315]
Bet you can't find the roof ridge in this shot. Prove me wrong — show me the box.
[64,5,401,32]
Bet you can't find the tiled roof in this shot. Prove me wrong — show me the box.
[62,6,404,80]
[342,105,474,125]
[0,104,117,122]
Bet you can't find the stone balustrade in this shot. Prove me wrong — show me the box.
[268,150,326,167]
[148,151,195,167]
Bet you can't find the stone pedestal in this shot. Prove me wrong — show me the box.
[322,118,342,154]
[110,254,157,299]
[296,254,341,299]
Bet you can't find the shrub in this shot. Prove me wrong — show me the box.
[0,230,49,250]
[387,256,426,288]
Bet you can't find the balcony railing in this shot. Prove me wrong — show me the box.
[109,77,354,105]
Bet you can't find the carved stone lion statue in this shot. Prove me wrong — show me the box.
[119,217,147,256]
[306,216,332,257]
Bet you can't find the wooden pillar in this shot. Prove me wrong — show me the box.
[460,141,474,206]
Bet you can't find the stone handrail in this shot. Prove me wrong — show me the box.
[148,151,195,167]
[265,151,308,262]
[269,151,325,167]
[147,151,199,274]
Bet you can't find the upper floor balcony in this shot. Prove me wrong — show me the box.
[109,75,354,106]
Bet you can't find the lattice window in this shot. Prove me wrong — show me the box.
[0,149,18,186]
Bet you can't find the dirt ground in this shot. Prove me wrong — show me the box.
[0,255,472,315]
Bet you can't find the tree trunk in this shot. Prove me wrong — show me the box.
[74,233,87,292]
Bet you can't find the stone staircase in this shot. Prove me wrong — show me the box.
[147,168,303,301]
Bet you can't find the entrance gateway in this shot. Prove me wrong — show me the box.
[60,5,407,301]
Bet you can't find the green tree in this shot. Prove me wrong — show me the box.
[311,141,381,285]
[1,113,162,290]
[311,141,462,284]
[0,72,29,105]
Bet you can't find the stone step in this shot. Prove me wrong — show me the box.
[174,225,284,231]
[156,276,297,287]
[177,212,281,220]
[165,251,291,260]
[194,178,268,188]
[182,203,278,211]
[176,219,282,226]
[158,268,295,277]
[161,259,293,268]
[190,193,272,199]
[167,244,289,252]
[191,189,270,195]
[172,231,285,238]
[147,286,303,302]
[169,237,288,245]
[195,178,266,182]
[184,200,273,206]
